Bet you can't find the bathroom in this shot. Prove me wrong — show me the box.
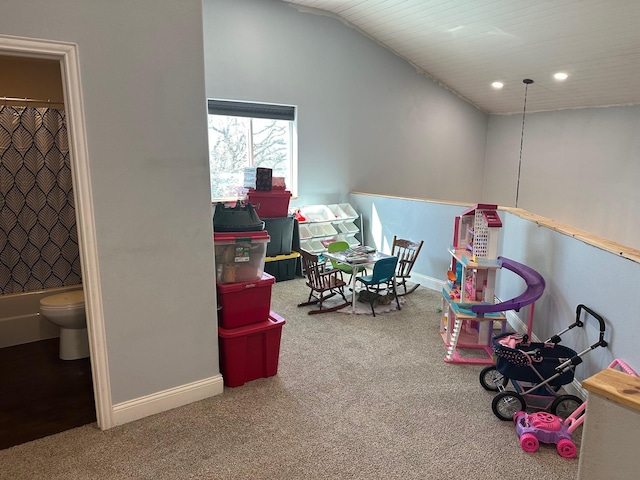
[0,55,96,448]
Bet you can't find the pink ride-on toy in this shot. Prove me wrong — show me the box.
[514,411,577,458]
[513,359,638,459]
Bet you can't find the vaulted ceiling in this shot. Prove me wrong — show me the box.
[283,1,640,114]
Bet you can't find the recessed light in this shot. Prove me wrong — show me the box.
[491,81,504,89]
[554,72,569,81]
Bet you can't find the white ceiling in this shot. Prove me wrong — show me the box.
[283,0,640,114]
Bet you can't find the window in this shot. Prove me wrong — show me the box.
[207,99,297,202]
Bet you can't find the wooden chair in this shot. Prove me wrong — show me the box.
[354,256,400,317]
[391,236,424,296]
[298,249,350,314]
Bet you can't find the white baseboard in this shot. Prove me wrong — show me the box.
[409,273,444,293]
[112,375,224,427]
[504,309,529,337]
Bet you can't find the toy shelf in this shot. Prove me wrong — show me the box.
[297,203,362,254]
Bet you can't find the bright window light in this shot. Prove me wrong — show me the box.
[491,81,504,89]
[207,99,297,202]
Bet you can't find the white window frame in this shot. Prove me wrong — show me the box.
[207,99,297,202]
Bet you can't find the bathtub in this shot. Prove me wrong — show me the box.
[0,285,83,348]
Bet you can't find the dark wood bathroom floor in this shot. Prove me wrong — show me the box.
[0,338,96,450]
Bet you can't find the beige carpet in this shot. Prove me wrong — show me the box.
[0,278,580,480]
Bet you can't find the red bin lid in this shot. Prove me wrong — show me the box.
[214,230,270,242]
[247,189,292,198]
[217,310,285,337]
[216,272,275,293]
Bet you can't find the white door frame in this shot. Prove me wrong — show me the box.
[0,34,113,429]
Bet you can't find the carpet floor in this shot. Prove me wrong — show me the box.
[0,278,581,480]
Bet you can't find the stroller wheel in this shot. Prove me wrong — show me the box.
[492,391,526,421]
[550,394,583,420]
[479,366,508,392]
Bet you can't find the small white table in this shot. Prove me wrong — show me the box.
[324,249,394,313]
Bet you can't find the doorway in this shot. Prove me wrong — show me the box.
[0,35,112,433]
[0,55,94,448]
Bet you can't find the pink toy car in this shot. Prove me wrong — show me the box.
[513,411,577,458]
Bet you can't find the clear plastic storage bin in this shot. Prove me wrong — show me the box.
[214,230,270,284]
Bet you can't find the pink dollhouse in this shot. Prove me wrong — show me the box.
[451,204,502,303]
[452,203,502,261]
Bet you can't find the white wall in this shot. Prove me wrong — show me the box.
[1,0,219,405]
[350,193,462,282]
[202,0,489,207]
[496,212,639,383]
[483,106,640,250]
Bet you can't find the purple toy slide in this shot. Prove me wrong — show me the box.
[471,256,545,316]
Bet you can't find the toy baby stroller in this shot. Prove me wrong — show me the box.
[479,304,608,421]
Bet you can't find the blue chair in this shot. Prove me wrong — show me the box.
[355,256,400,317]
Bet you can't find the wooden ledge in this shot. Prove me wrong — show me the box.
[582,368,640,412]
[350,192,640,264]
[501,207,640,264]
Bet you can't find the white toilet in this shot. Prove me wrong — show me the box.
[39,289,89,360]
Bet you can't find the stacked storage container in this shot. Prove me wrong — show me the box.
[245,170,299,282]
[214,206,286,387]
[263,217,299,281]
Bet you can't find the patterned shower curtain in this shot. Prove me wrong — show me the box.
[0,106,81,294]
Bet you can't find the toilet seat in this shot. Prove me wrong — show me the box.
[40,290,85,310]
[39,289,88,360]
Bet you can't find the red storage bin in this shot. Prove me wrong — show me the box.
[216,272,275,329]
[246,189,292,218]
[218,311,285,387]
